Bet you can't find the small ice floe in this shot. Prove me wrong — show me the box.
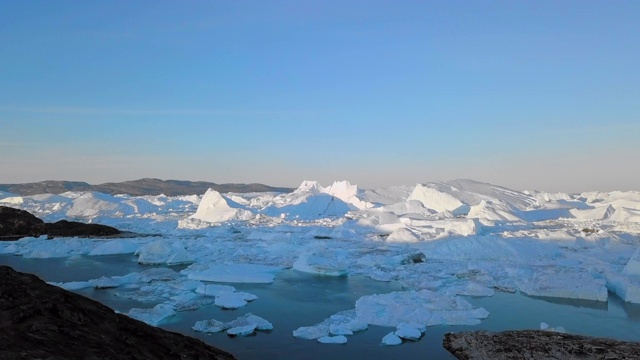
[381,332,402,346]
[540,322,566,333]
[355,290,489,327]
[193,313,272,337]
[293,310,367,341]
[88,239,140,256]
[187,264,281,284]
[518,266,608,302]
[135,239,195,265]
[127,304,176,326]
[194,283,258,309]
[293,246,349,276]
[49,280,93,291]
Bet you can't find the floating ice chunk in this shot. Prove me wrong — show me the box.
[193,313,272,334]
[355,290,489,327]
[187,264,280,283]
[51,281,93,291]
[228,313,273,331]
[89,239,140,256]
[445,282,495,297]
[329,324,353,336]
[518,267,607,302]
[166,249,195,265]
[127,304,176,326]
[196,283,236,297]
[192,319,229,333]
[136,239,193,265]
[293,247,349,276]
[215,294,248,309]
[606,273,640,304]
[317,335,347,344]
[622,247,640,276]
[395,324,422,341]
[227,324,257,336]
[541,322,566,333]
[293,324,330,340]
[382,332,402,346]
[90,273,138,288]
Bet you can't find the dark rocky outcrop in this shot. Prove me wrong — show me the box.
[0,206,46,239]
[0,206,121,240]
[0,178,293,196]
[0,265,236,360]
[444,330,640,360]
[45,220,121,237]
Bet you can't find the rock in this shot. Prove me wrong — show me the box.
[444,330,640,360]
[0,206,46,239]
[45,220,121,237]
[0,206,121,240]
[0,265,235,360]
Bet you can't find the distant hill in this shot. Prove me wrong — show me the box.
[0,178,293,196]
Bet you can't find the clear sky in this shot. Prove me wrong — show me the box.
[1,1,639,192]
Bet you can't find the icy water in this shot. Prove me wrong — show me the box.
[2,254,640,360]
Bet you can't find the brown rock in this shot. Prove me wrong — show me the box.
[444,330,640,360]
[0,266,236,360]
[0,206,46,239]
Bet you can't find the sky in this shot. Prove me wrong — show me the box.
[1,1,639,192]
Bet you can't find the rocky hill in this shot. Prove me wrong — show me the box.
[0,178,293,196]
[0,265,236,360]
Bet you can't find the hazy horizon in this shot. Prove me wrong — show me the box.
[2,1,639,193]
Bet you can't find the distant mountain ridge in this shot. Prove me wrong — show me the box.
[0,178,293,196]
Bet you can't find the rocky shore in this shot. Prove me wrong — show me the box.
[444,330,640,360]
[0,206,121,240]
[0,265,235,360]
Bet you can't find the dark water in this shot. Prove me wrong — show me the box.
[2,254,640,360]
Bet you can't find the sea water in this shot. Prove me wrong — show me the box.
[2,254,639,360]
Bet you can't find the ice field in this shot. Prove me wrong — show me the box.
[2,179,640,357]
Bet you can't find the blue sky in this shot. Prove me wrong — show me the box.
[1,1,638,192]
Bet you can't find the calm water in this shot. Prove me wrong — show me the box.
[2,254,639,360]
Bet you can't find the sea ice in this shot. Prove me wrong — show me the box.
[293,246,349,276]
[192,319,229,333]
[186,264,280,283]
[88,239,140,256]
[622,247,640,276]
[355,290,489,327]
[382,332,402,346]
[214,294,248,309]
[518,267,608,302]
[394,324,422,340]
[127,304,176,326]
[227,324,257,336]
